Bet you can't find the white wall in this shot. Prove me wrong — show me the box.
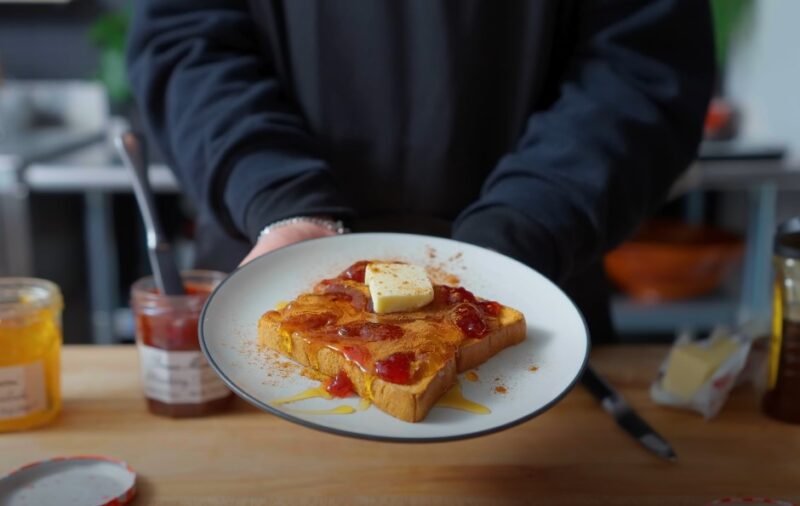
[726,0,800,162]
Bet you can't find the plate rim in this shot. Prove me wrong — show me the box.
[199,232,591,443]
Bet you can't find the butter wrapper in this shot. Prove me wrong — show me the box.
[650,322,765,419]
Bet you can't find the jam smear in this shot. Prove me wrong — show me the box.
[478,300,502,317]
[435,285,477,306]
[325,371,355,398]
[280,312,338,333]
[436,286,501,317]
[375,352,415,385]
[342,345,372,371]
[451,303,489,339]
[339,261,370,283]
[337,322,404,341]
[447,286,478,304]
[319,282,368,311]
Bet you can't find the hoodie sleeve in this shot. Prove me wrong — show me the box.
[452,0,714,282]
[127,0,354,241]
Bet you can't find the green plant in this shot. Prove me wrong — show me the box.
[711,0,752,71]
[89,9,131,105]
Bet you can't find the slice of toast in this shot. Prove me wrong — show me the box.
[258,262,526,422]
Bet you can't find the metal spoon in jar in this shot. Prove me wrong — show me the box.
[115,131,185,296]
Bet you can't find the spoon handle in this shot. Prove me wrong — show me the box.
[115,131,185,295]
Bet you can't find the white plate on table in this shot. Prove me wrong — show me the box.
[200,233,589,442]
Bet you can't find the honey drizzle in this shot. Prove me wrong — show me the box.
[272,382,488,417]
[280,329,293,354]
[364,376,375,400]
[271,386,368,416]
[308,344,321,370]
[271,386,331,406]
[436,382,490,414]
[287,405,356,416]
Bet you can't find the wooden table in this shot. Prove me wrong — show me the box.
[2,346,798,505]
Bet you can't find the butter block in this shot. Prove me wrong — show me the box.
[365,263,434,314]
[661,337,739,400]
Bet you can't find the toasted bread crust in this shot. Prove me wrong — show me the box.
[259,306,526,422]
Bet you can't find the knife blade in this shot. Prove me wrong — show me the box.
[581,364,677,461]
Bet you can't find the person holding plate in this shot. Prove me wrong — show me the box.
[127,0,714,342]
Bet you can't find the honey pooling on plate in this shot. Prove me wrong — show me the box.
[436,382,490,414]
[271,386,331,406]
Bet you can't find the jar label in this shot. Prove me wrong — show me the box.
[138,345,230,404]
[0,361,47,420]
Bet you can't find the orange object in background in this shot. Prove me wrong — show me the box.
[605,220,744,302]
[131,270,233,418]
[704,97,738,141]
[0,278,63,432]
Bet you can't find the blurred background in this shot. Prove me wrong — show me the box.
[1,0,798,345]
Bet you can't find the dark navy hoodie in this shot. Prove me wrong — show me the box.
[127,0,714,339]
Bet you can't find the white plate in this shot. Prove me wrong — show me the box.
[200,233,589,442]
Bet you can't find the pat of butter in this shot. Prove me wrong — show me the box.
[365,263,434,314]
[661,338,739,401]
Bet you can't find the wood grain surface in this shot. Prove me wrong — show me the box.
[1,345,797,506]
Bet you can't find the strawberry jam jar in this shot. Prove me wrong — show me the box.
[131,270,233,417]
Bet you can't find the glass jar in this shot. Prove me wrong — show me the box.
[131,270,233,417]
[0,278,63,432]
[763,217,800,423]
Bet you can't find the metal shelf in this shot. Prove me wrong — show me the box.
[3,132,797,342]
[612,295,739,334]
[25,164,178,192]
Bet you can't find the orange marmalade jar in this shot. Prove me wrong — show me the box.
[131,270,233,417]
[0,278,63,432]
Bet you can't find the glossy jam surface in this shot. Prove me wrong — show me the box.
[436,285,477,305]
[451,303,489,339]
[325,371,355,397]
[342,345,371,371]
[337,322,404,341]
[268,261,504,386]
[280,312,339,334]
[136,284,210,351]
[374,352,414,385]
[340,261,370,283]
[478,300,502,317]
